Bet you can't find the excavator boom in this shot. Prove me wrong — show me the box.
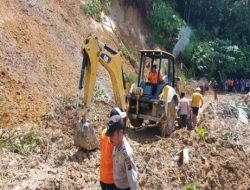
[77,34,127,113]
[74,34,127,150]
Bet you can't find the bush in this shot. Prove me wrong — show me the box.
[195,127,208,142]
[125,73,138,85]
[118,42,130,58]
[221,130,239,141]
[59,95,76,108]
[175,67,186,80]
[84,0,102,20]
[183,38,246,79]
[185,181,201,190]
[84,0,112,21]
[43,63,53,75]
[0,128,45,155]
[93,85,110,103]
[150,0,185,51]
[102,0,112,13]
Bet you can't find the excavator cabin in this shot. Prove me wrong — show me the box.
[127,50,177,135]
[137,50,175,96]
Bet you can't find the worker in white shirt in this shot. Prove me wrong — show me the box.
[178,92,190,128]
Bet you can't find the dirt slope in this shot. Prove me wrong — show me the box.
[0,0,83,127]
[0,0,147,128]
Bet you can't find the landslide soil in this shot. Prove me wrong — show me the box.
[0,0,250,190]
[0,0,145,128]
[1,94,250,190]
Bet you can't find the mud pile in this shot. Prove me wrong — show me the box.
[1,94,250,190]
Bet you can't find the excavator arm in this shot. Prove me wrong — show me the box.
[77,34,127,116]
[74,34,127,150]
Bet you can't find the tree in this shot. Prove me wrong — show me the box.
[150,0,185,51]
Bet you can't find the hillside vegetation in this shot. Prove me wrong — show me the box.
[129,0,250,79]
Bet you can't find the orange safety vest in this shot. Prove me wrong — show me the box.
[148,71,163,84]
[228,80,234,86]
[100,128,114,184]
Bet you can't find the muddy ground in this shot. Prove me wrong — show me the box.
[1,93,250,190]
[0,0,250,189]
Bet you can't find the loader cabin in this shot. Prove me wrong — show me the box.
[138,50,175,97]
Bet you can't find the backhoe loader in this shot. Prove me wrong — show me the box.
[75,34,178,150]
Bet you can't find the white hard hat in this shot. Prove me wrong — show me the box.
[110,107,127,118]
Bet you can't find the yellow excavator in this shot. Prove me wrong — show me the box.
[75,34,178,150]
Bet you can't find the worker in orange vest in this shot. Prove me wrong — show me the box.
[100,108,127,190]
[148,64,163,84]
[148,65,163,95]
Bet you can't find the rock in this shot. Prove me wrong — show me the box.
[8,160,19,168]
[201,155,207,164]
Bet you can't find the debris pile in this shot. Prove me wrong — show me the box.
[1,94,250,190]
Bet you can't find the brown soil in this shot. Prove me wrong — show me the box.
[0,0,250,190]
[0,0,144,128]
[1,94,250,190]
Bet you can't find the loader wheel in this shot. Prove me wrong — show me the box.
[129,118,143,128]
[160,99,177,137]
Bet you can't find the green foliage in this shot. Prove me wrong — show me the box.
[125,73,138,84]
[221,130,238,140]
[126,0,250,78]
[175,67,186,80]
[189,41,216,78]
[150,0,185,50]
[0,129,45,155]
[184,38,246,78]
[43,63,53,75]
[173,0,250,78]
[84,0,102,20]
[241,45,250,76]
[84,0,112,21]
[185,181,201,190]
[93,86,110,103]
[177,0,250,44]
[118,42,130,58]
[60,95,75,108]
[102,0,112,13]
[195,127,208,142]
[134,0,250,79]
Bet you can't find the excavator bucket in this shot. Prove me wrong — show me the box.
[74,117,98,151]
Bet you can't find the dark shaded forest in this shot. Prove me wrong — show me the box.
[126,0,250,79]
